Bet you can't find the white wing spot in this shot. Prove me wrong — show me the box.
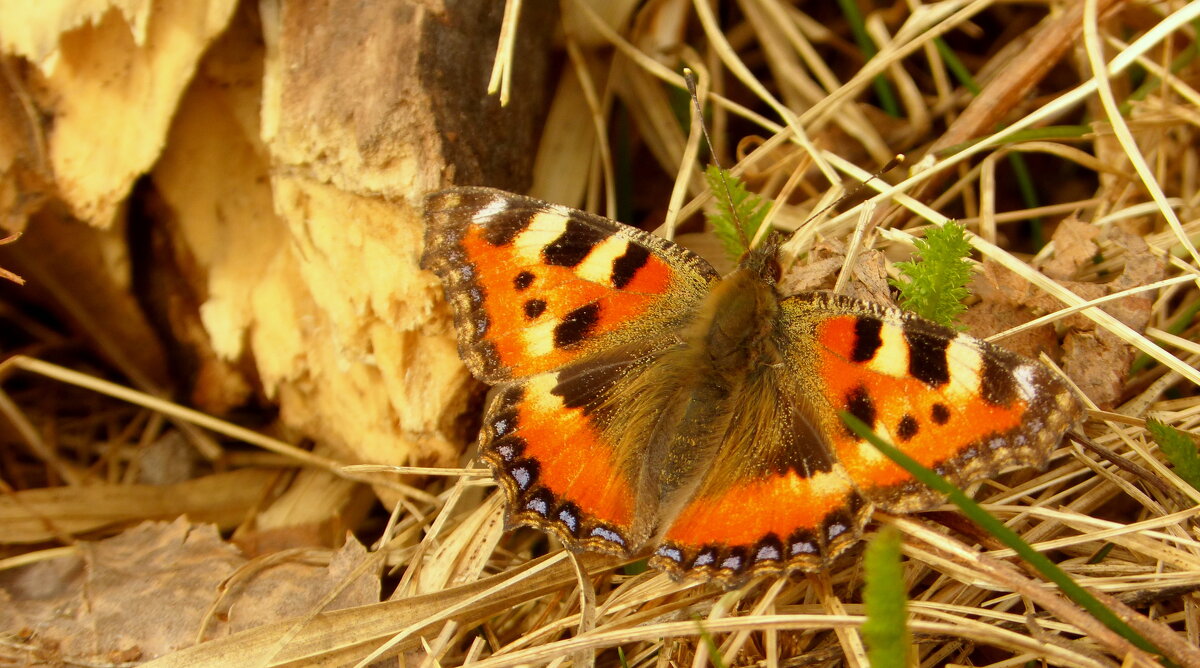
[521,317,560,359]
[523,374,565,413]
[474,197,510,223]
[756,544,782,561]
[946,335,984,400]
[1013,365,1039,401]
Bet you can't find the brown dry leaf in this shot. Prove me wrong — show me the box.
[845,249,893,307]
[0,520,380,664]
[0,468,278,544]
[1063,330,1130,409]
[0,519,244,663]
[1,1,240,226]
[1103,226,1164,331]
[960,301,1060,361]
[1035,226,1165,407]
[780,241,893,307]
[971,258,1041,307]
[1040,217,1100,280]
[219,536,379,637]
[140,551,619,667]
[780,241,848,293]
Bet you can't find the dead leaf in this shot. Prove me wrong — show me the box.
[220,537,379,637]
[0,519,243,662]
[1040,217,1100,280]
[1063,330,1131,409]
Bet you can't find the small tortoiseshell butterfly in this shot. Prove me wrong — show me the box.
[422,186,1083,585]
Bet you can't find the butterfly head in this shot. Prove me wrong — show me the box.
[735,242,782,284]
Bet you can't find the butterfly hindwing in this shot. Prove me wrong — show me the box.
[783,292,1083,511]
[480,340,674,555]
[650,369,870,582]
[422,187,719,383]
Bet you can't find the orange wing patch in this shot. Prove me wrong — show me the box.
[507,375,635,529]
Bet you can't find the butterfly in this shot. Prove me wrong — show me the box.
[421,186,1083,585]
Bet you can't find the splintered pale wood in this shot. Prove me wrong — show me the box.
[0,0,239,226]
[0,469,279,544]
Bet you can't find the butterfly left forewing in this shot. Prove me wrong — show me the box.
[783,292,1083,511]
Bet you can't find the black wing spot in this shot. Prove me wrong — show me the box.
[851,317,883,363]
[931,403,951,425]
[844,385,876,436]
[611,244,650,289]
[543,218,609,267]
[523,298,547,319]
[481,210,531,246]
[897,414,919,441]
[554,303,601,348]
[552,358,628,414]
[513,271,535,291]
[980,353,1018,405]
[905,329,951,386]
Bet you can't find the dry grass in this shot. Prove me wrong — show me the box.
[4,0,1200,666]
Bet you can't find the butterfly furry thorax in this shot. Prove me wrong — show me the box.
[422,186,1083,587]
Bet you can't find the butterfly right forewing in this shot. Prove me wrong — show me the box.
[422,187,719,384]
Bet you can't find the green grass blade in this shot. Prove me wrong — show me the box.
[862,525,909,668]
[836,0,900,117]
[1147,419,1200,492]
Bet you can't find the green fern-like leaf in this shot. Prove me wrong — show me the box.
[704,165,770,260]
[862,525,910,668]
[889,222,974,328]
[1147,419,1200,492]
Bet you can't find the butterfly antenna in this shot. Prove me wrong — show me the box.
[806,154,906,227]
[683,68,751,252]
